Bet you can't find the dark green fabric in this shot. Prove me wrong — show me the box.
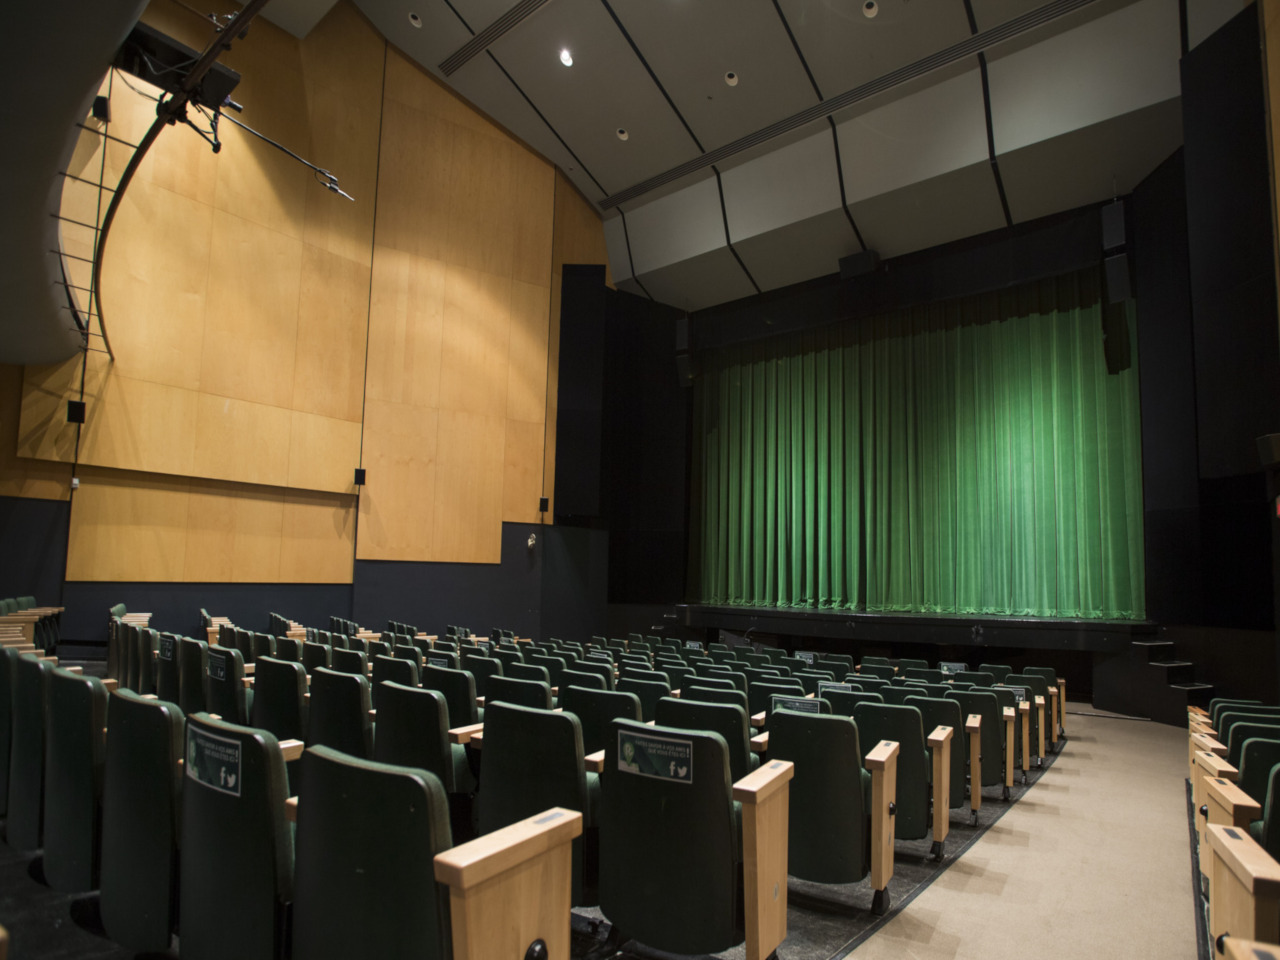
[1238,739,1280,806]
[558,686,642,755]
[204,646,250,725]
[691,268,1144,619]
[617,677,671,722]
[155,634,180,703]
[307,667,373,760]
[978,663,1013,684]
[1227,720,1280,769]
[461,654,503,698]
[100,691,184,953]
[1253,763,1280,861]
[975,685,1023,770]
[853,702,931,841]
[44,669,109,891]
[905,695,965,810]
[8,654,51,850]
[946,689,1004,788]
[292,746,453,960]
[371,655,418,709]
[422,665,479,727]
[179,638,208,716]
[487,675,554,709]
[373,683,475,794]
[251,657,309,742]
[655,697,759,783]
[746,679,805,716]
[682,686,751,711]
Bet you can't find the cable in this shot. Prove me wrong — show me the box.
[112,67,160,103]
[220,111,354,200]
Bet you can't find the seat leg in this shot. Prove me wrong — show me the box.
[930,839,946,861]
[584,924,625,960]
[872,887,891,916]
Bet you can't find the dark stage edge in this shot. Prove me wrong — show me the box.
[679,604,1157,653]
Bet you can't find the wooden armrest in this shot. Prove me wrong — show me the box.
[449,722,485,744]
[965,713,981,734]
[1206,777,1262,826]
[1222,938,1280,960]
[243,663,255,676]
[102,678,118,692]
[733,758,794,804]
[1206,824,1280,896]
[750,731,770,753]
[551,687,558,697]
[1196,751,1239,781]
[1193,732,1228,757]
[751,711,766,727]
[584,750,605,773]
[866,739,900,769]
[1002,706,1016,721]
[242,678,254,689]
[476,697,485,707]
[141,693,159,700]
[63,665,82,675]
[279,739,304,763]
[369,709,377,721]
[927,724,953,748]
[1034,695,1045,707]
[434,807,583,892]
[1188,705,1210,718]
[285,796,298,822]
[1018,701,1030,713]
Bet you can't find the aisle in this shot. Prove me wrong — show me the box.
[847,711,1197,960]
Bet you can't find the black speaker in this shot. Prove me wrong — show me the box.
[353,468,366,486]
[66,400,85,424]
[1101,199,1126,252]
[839,248,881,279]
[675,314,689,353]
[1104,252,1131,303]
[539,497,549,513]
[675,352,694,387]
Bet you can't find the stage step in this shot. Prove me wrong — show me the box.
[1149,660,1195,684]
[1095,639,1213,726]
[1131,640,1176,662]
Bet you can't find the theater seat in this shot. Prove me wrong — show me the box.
[307,667,373,760]
[251,657,309,744]
[461,654,503,699]
[8,654,52,850]
[292,746,454,959]
[374,682,476,797]
[100,690,184,953]
[179,638,209,716]
[557,686,641,756]
[422,665,480,727]
[180,714,293,960]
[43,668,109,891]
[205,646,252,725]
[617,677,670,722]
[978,663,1012,683]
[906,695,967,819]
[1250,764,1280,860]
[682,686,751,711]
[1238,738,1280,805]
[655,696,759,783]
[486,675,553,709]
[948,688,1006,800]
[370,655,418,708]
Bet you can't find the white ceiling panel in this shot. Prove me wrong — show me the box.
[606,0,820,151]
[987,0,1181,155]
[1185,0,1247,49]
[247,0,340,38]
[637,247,758,313]
[624,177,726,276]
[999,97,1183,223]
[967,0,1053,32]
[734,209,862,292]
[849,162,1007,259]
[722,128,841,243]
[837,66,989,206]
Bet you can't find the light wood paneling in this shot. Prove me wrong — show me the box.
[66,468,191,581]
[184,483,285,582]
[446,125,517,278]
[382,46,508,145]
[502,418,544,524]
[355,398,438,561]
[365,248,445,409]
[511,150,556,287]
[280,487,356,582]
[506,279,551,424]
[286,410,362,492]
[0,366,71,501]
[16,359,80,464]
[291,244,370,422]
[433,410,505,563]
[373,98,454,264]
[438,266,512,418]
[191,392,292,487]
[79,359,200,479]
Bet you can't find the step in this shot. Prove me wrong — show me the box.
[1131,640,1176,663]
[1149,660,1195,684]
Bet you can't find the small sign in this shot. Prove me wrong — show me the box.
[159,635,175,661]
[819,681,852,695]
[795,651,817,665]
[617,729,693,784]
[1006,685,1027,703]
[208,651,227,681]
[475,640,491,653]
[186,726,242,797]
[589,650,612,661]
[685,640,704,651]
[428,656,450,669]
[939,661,967,675]
[772,694,821,714]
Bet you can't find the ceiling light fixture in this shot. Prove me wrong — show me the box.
[560,48,573,66]
[862,1,878,17]
[408,11,422,27]
[616,128,629,141]
[724,71,739,86]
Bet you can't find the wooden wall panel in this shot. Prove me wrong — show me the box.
[280,488,357,582]
[78,361,200,478]
[502,417,545,524]
[372,97,454,264]
[511,150,556,287]
[446,125,517,278]
[286,411,362,492]
[0,365,71,501]
[291,245,370,423]
[66,469,191,581]
[355,398,438,561]
[17,358,80,464]
[190,393,292,486]
[364,248,445,409]
[506,279,551,424]
[183,484,285,583]
[432,410,505,563]
[437,266,512,419]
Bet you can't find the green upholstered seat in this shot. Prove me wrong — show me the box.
[134,627,158,695]
[292,746,453,960]
[819,653,855,675]
[746,679,805,717]
[274,637,302,662]
[880,685,921,706]
[154,633,180,703]
[100,690,184,953]
[599,718,742,955]
[947,689,1004,791]
[898,658,929,671]
[370,655,418,709]
[8,654,52,850]
[1224,719,1280,769]
[106,618,123,682]
[367,639,391,660]
[492,647,524,672]
[975,685,1024,782]
[373,682,474,795]
[860,663,896,681]
[392,644,425,669]
[43,668,110,891]
[689,671,735,689]
[558,686,641,755]
[486,675,554,709]
[904,668,946,683]
[978,663,1013,683]
[307,667,373,760]
[180,714,293,960]
[1250,763,1280,860]
[558,668,605,692]
[205,646,251,725]
[108,602,127,619]
[302,641,332,674]
[1005,673,1050,759]
[251,656,309,742]
[682,686,751,711]
[655,696,759,783]
[905,695,966,810]
[954,670,995,686]
[1238,738,1280,805]
[422,664,480,727]
[478,702,598,905]
[179,637,209,716]
[330,648,367,676]
[507,661,551,684]
[617,677,670,722]
[251,632,276,662]
[854,702,932,842]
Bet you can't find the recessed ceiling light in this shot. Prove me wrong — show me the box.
[724,71,739,86]
[862,0,878,17]
[560,48,573,66]
[408,11,422,27]
[616,128,629,141]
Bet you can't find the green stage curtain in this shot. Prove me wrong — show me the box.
[690,267,1145,619]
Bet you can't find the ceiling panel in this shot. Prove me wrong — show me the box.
[602,214,632,281]
[246,0,340,38]
[353,0,468,71]
[636,246,757,313]
[774,0,971,100]
[485,0,703,194]
[441,0,522,34]
[1185,0,1247,49]
[722,127,841,243]
[606,0,820,151]
[966,0,1052,32]
[986,0,1181,155]
[999,98,1183,223]
[734,209,861,292]
[837,66,988,205]
[624,177,725,276]
[849,162,1007,259]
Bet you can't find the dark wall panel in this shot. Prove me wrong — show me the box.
[352,522,543,638]
[0,495,69,609]
[554,265,609,521]
[541,525,609,642]
[60,581,352,644]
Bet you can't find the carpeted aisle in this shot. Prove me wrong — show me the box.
[846,711,1197,960]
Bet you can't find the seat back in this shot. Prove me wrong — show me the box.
[44,668,110,890]
[769,710,870,883]
[954,670,995,686]
[561,668,607,691]
[205,646,250,725]
[1226,720,1280,768]
[904,667,945,683]
[746,679,805,716]
[898,658,929,671]
[100,690,184,952]
[371,655,419,708]
[135,628,158,695]
[859,663,896,681]
[946,689,1003,787]
[155,634,180,703]
[558,686,642,755]
[302,641,332,674]
[8,654,52,849]
[616,677,670,722]
[179,638,209,716]
[307,667,374,760]
[251,633,276,662]
[461,654,503,698]
[1238,737,1280,805]
[486,675,554,710]
[293,746,452,960]
[1005,673,1049,749]
[507,661,551,684]
[180,714,293,960]
[1025,666,1058,690]
[682,686,751,711]
[331,648,368,676]
[853,702,930,840]
[978,663,1013,683]
[373,683,459,792]
[823,689,883,716]
[122,624,136,691]
[654,697,757,784]
[905,695,965,808]
[251,657,309,742]
[422,665,479,727]
[275,637,302,662]
[572,659,615,691]
[599,719,740,955]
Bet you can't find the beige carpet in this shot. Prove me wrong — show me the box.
[847,711,1197,959]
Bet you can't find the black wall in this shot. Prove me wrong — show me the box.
[0,495,69,608]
